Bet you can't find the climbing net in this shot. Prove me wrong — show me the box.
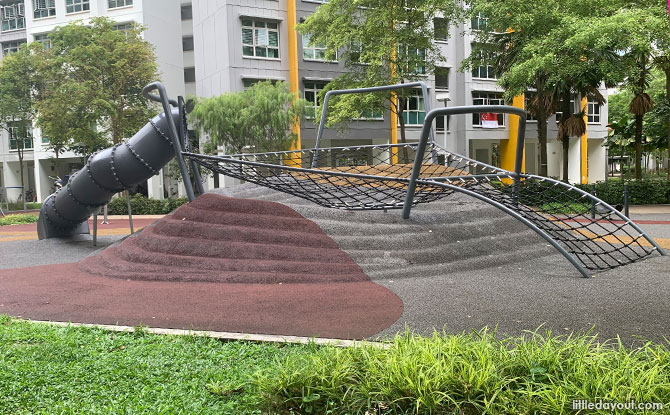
[184,142,660,273]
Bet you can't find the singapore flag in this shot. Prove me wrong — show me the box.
[480,113,498,128]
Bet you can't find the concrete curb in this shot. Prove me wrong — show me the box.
[27,319,388,348]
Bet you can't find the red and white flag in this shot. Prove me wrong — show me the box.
[480,113,498,128]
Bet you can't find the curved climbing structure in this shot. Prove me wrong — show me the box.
[182,82,664,277]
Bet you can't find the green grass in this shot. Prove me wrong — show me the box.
[0,316,306,415]
[2,318,669,414]
[5,202,42,211]
[0,214,39,226]
[539,202,591,215]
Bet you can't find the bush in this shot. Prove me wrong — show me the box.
[106,194,188,215]
[6,202,42,211]
[254,330,670,415]
[0,214,38,226]
[576,179,670,205]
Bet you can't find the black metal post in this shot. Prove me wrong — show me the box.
[624,184,629,218]
[92,213,98,246]
[591,184,596,219]
[126,192,135,234]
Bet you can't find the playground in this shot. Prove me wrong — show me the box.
[2,82,670,344]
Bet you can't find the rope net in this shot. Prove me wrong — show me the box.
[184,143,659,272]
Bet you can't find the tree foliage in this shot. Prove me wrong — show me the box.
[0,44,40,199]
[35,17,159,157]
[189,81,306,154]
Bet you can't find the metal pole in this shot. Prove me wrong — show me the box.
[92,213,98,246]
[624,184,629,218]
[102,204,109,224]
[126,192,134,234]
[591,184,596,219]
[22,186,26,211]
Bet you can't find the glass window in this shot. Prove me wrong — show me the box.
[242,19,279,59]
[180,4,192,20]
[8,123,33,151]
[33,0,56,19]
[398,47,426,74]
[435,67,449,90]
[302,34,331,61]
[524,92,537,121]
[2,41,24,56]
[2,2,25,32]
[184,67,195,83]
[108,0,132,9]
[401,90,426,126]
[34,33,50,49]
[303,81,329,118]
[472,92,505,127]
[182,36,194,52]
[471,45,495,79]
[587,99,600,123]
[555,96,577,121]
[113,22,132,32]
[65,0,90,14]
[434,17,448,41]
[471,12,488,31]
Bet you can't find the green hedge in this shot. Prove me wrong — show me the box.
[106,194,189,215]
[576,179,670,205]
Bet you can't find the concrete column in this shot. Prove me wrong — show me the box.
[568,137,581,184]
[35,160,53,202]
[147,170,165,200]
[588,139,606,182]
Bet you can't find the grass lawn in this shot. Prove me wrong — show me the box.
[2,316,669,414]
[0,316,303,415]
[0,214,39,226]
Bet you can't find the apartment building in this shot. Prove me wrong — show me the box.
[0,0,195,203]
[191,0,608,186]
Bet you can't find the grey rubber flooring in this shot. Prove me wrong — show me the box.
[213,184,670,345]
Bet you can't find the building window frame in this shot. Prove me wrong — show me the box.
[182,35,194,52]
[242,19,280,60]
[471,12,489,31]
[2,41,24,56]
[471,45,496,80]
[34,33,51,50]
[184,67,196,83]
[524,92,538,122]
[472,92,505,127]
[1,2,25,32]
[587,99,600,124]
[32,0,56,19]
[65,0,90,14]
[400,89,426,126]
[304,80,329,119]
[434,17,448,42]
[302,34,334,62]
[180,4,192,20]
[8,123,33,151]
[108,0,132,9]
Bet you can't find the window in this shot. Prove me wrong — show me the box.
[182,36,194,52]
[524,92,537,121]
[242,78,279,89]
[304,81,328,118]
[180,4,192,20]
[113,22,132,32]
[398,47,426,74]
[108,0,132,9]
[435,67,449,90]
[555,96,576,121]
[401,90,426,126]
[242,19,279,59]
[184,67,195,83]
[434,17,448,41]
[587,99,600,123]
[2,2,25,32]
[2,41,24,56]
[471,45,495,79]
[8,123,33,151]
[33,0,55,19]
[34,33,50,49]
[302,34,331,61]
[65,0,90,14]
[471,12,488,31]
[472,92,505,127]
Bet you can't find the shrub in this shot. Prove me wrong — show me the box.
[106,194,188,215]
[576,179,670,205]
[0,214,38,226]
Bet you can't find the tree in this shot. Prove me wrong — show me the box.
[0,44,40,203]
[189,81,306,154]
[297,0,465,163]
[35,17,159,157]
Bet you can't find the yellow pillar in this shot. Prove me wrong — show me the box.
[390,93,399,165]
[580,96,588,184]
[287,0,301,167]
[500,94,526,173]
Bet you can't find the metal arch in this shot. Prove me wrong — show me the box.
[313,81,435,168]
[402,105,528,219]
[418,178,593,278]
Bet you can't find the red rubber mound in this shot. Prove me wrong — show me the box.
[79,193,368,283]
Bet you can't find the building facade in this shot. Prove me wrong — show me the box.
[0,0,195,203]
[0,0,609,204]
[192,0,608,187]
